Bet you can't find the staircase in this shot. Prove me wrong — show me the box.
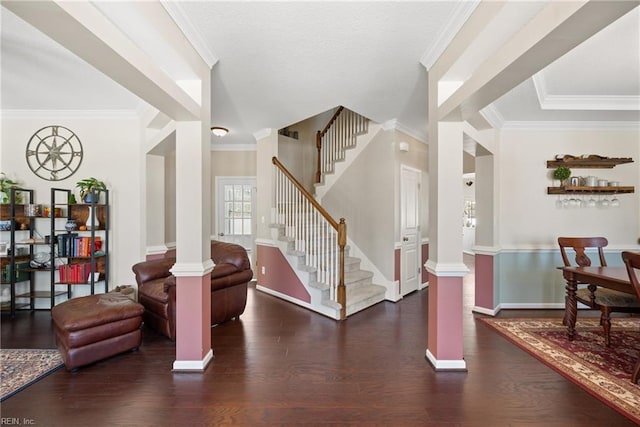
[267,107,387,320]
[270,216,386,318]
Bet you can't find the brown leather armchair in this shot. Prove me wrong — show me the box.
[132,241,253,340]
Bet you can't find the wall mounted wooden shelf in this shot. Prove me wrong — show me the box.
[547,186,635,195]
[547,157,633,169]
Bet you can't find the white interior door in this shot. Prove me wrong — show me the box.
[400,165,421,296]
[216,177,256,251]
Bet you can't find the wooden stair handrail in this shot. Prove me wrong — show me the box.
[272,156,347,319]
[316,106,345,183]
[320,106,345,137]
[273,156,340,229]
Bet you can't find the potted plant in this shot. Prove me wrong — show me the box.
[553,166,571,187]
[76,177,107,203]
[0,173,23,204]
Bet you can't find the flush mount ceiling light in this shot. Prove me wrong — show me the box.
[210,126,229,137]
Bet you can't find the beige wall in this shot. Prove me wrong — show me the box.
[393,133,429,241]
[210,150,257,238]
[319,128,430,282]
[322,130,396,280]
[283,107,339,192]
[164,150,257,244]
[498,128,640,248]
[165,151,176,244]
[1,115,143,305]
[211,150,257,177]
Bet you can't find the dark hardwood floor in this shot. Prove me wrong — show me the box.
[1,255,635,426]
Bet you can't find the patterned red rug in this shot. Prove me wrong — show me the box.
[480,317,640,424]
[0,349,63,401]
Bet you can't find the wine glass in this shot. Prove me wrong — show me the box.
[611,196,620,207]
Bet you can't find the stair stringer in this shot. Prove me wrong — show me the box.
[346,237,402,302]
[314,122,382,203]
[257,236,342,320]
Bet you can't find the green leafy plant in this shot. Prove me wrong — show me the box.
[76,177,107,201]
[0,173,23,204]
[553,166,571,182]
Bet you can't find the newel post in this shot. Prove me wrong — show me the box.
[338,218,347,320]
[315,130,322,184]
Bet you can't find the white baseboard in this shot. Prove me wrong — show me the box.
[425,349,467,371]
[172,349,213,372]
[472,305,499,316]
[498,303,566,310]
[256,284,340,320]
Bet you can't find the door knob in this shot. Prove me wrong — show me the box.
[218,233,225,237]
[403,237,409,242]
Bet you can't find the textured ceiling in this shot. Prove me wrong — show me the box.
[1,1,638,147]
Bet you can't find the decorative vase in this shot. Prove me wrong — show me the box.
[65,220,77,231]
[85,205,100,230]
[83,192,99,204]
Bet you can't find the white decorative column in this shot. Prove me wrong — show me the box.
[172,120,214,372]
[425,119,468,371]
[473,152,499,315]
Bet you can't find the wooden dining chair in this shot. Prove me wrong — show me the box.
[558,237,640,346]
[621,251,640,384]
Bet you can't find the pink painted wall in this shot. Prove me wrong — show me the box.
[256,245,310,303]
[422,243,429,284]
[175,274,212,361]
[394,248,400,282]
[428,274,463,361]
[475,254,494,310]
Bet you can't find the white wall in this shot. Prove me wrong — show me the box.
[280,108,338,194]
[493,127,640,307]
[498,128,640,249]
[392,132,429,242]
[1,115,143,302]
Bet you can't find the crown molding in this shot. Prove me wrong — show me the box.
[253,128,273,141]
[381,119,427,144]
[420,0,480,71]
[381,119,398,131]
[0,109,140,120]
[479,104,505,130]
[533,71,640,111]
[500,121,640,131]
[541,95,640,111]
[210,143,257,152]
[160,1,219,69]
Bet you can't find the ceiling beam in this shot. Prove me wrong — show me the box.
[2,0,201,121]
[439,0,639,122]
[427,0,505,79]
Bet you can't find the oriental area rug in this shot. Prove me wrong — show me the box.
[0,348,64,402]
[481,318,640,424]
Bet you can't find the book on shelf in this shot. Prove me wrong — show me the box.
[58,263,92,283]
[57,234,101,257]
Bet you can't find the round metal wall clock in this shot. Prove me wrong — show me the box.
[25,125,83,181]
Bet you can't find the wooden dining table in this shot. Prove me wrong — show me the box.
[561,266,635,339]
[561,265,639,383]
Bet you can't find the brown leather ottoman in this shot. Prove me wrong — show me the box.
[51,293,144,371]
